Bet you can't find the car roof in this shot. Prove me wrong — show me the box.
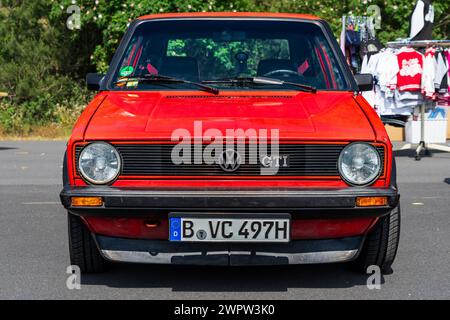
[137,12,321,21]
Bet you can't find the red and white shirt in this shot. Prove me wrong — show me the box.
[396,47,424,91]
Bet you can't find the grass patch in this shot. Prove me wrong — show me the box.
[0,123,72,140]
[0,103,84,140]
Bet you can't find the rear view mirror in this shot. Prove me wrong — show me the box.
[354,73,373,92]
[86,73,105,91]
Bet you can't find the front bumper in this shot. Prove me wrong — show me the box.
[61,186,399,265]
[97,234,362,266]
[60,186,399,218]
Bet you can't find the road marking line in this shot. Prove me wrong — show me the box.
[22,202,60,205]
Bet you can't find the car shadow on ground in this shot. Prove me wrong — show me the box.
[393,148,449,158]
[393,149,431,158]
[0,147,17,151]
[80,263,386,291]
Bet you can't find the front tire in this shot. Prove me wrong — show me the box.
[353,205,400,274]
[68,213,107,273]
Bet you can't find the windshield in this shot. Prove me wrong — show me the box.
[110,19,350,91]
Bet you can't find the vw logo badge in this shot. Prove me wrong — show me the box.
[218,149,241,172]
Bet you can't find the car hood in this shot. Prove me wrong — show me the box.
[83,91,375,141]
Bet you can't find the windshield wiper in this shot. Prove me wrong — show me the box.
[202,76,316,93]
[115,74,219,95]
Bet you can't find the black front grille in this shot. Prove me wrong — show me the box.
[75,144,385,177]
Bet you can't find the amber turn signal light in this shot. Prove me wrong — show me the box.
[356,196,388,207]
[71,197,103,207]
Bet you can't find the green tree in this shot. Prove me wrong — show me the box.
[0,0,92,132]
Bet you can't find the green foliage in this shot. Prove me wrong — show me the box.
[0,0,93,133]
[0,0,449,134]
[166,38,290,78]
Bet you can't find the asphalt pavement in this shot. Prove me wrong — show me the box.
[0,141,449,299]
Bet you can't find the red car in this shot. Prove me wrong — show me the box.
[60,12,400,273]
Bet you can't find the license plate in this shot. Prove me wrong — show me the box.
[169,215,290,243]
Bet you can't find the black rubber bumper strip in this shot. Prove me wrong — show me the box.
[60,186,399,218]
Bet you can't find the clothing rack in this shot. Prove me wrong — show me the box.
[343,15,375,34]
[341,15,378,72]
[386,39,450,49]
[385,39,450,160]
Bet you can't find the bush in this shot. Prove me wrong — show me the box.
[0,0,95,136]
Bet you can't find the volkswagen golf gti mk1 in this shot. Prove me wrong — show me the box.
[60,12,400,274]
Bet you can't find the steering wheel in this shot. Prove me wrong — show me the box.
[264,69,299,77]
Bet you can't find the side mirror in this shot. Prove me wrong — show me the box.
[354,73,373,92]
[86,73,105,91]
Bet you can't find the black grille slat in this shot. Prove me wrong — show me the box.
[75,144,385,177]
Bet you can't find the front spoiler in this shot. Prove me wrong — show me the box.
[96,235,362,266]
[60,186,399,218]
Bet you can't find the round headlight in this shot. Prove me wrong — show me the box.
[338,143,381,186]
[78,142,121,185]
